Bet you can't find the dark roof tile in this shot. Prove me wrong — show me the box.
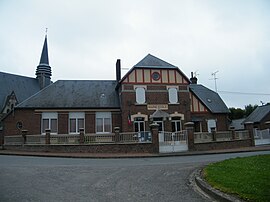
[189,84,229,113]
[17,80,120,109]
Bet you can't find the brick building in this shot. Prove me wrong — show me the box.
[0,36,230,139]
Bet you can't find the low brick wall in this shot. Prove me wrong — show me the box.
[193,139,253,151]
[3,142,156,153]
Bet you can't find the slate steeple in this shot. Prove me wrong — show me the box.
[36,34,52,89]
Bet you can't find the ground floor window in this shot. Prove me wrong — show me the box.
[134,117,145,132]
[171,117,182,132]
[96,112,112,133]
[153,118,164,132]
[69,112,85,134]
[41,112,58,134]
[207,119,217,132]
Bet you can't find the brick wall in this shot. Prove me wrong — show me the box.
[3,109,41,136]
[193,139,253,151]
[120,84,191,132]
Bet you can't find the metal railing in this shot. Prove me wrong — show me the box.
[4,132,152,145]
[84,133,115,144]
[194,132,212,143]
[216,131,232,141]
[120,131,152,143]
[159,131,187,143]
[235,130,249,139]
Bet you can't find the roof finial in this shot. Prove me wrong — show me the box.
[45,28,48,37]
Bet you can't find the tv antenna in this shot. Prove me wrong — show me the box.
[210,70,219,92]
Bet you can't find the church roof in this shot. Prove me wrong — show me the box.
[17,80,120,109]
[134,54,177,69]
[189,84,229,114]
[36,35,51,77]
[0,72,40,110]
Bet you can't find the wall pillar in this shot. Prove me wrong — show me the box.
[150,123,159,153]
[0,126,3,146]
[244,122,255,146]
[211,127,216,141]
[184,122,195,151]
[114,127,120,142]
[79,128,85,144]
[45,129,51,145]
[229,126,236,140]
[21,130,28,145]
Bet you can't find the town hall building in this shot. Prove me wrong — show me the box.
[0,35,230,140]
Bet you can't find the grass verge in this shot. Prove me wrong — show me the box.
[203,154,270,202]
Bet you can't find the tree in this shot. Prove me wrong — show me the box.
[229,104,258,120]
[229,107,245,120]
[245,104,258,117]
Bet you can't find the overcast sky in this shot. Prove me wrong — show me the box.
[0,0,269,108]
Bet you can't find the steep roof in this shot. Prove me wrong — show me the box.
[134,54,177,69]
[244,105,270,123]
[17,80,120,109]
[0,72,40,109]
[36,35,51,78]
[189,84,229,114]
[118,54,190,85]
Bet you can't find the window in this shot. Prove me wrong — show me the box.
[168,87,178,104]
[171,117,182,132]
[135,87,146,104]
[134,117,145,132]
[96,112,112,133]
[42,112,58,134]
[207,119,216,132]
[69,112,85,134]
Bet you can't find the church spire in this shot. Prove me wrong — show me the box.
[36,31,52,89]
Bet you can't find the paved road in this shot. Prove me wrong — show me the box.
[0,151,269,202]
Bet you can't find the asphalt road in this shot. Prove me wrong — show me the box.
[0,151,269,202]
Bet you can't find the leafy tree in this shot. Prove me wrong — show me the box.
[229,107,245,120]
[245,104,258,117]
[229,104,258,120]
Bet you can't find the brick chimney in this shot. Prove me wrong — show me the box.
[190,72,198,84]
[116,59,121,82]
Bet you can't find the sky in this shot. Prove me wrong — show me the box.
[0,0,269,108]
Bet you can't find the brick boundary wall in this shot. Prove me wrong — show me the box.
[193,139,253,151]
[3,143,155,153]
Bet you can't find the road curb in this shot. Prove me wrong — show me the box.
[194,168,243,202]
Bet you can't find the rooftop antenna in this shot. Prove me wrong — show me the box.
[211,70,219,92]
[194,70,199,77]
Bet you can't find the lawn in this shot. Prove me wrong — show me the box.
[203,154,270,202]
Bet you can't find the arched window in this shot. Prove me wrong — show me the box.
[136,87,146,104]
[168,88,178,104]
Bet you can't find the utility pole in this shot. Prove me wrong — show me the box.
[211,71,219,92]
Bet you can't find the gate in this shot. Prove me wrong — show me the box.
[254,128,270,145]
[159,131,188,153]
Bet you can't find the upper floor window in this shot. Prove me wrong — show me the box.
[96,112,112,133]
[69,112,85,134]
[168,87,178,104]
[135,87,146,104]
[42,112,58,134]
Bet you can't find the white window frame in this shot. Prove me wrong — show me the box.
[41,112,58,135]
[135,86,146,104]
[96,112,112,134]
[168,87,178,104]
[207,119,217,132]
[69,112,85,134]
[171,117,182,132]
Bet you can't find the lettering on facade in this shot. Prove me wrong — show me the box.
[147,104,168,110]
